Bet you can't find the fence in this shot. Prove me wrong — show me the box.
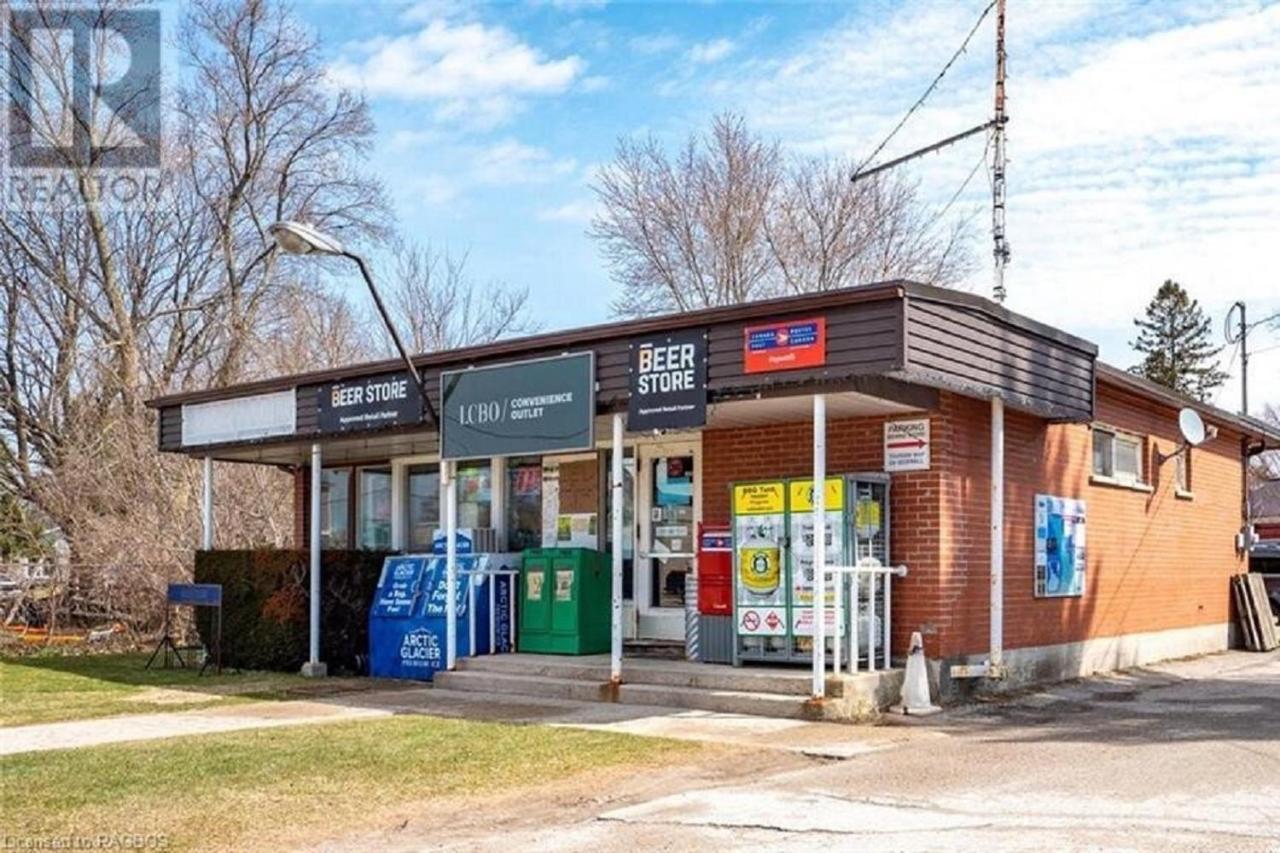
[823,563,908,675]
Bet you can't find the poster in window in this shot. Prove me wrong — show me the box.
[1034,494,1086,597]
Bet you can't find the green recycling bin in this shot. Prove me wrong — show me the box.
[519,548,610,655]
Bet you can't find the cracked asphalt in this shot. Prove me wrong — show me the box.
[432,650,1280,852]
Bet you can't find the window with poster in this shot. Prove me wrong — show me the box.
[651,455,694,608]
[455,461,492,529]
[506,457,543,551]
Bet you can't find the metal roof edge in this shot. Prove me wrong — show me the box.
[1096,362,1280,442]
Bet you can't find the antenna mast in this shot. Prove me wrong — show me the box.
[991,0,1010,303]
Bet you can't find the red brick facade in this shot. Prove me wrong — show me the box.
[703,382,1248,662]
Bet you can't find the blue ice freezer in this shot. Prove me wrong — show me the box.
[367,548,517,680]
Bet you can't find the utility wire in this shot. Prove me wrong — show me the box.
[1211,341,1242,409]
[853,0,998,179]
[926,132,992,231]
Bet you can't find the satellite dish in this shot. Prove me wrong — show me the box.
[1178,408,1206,446]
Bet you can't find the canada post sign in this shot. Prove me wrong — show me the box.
[440,353,595,459]
[628,329,707,431]
[316,371,422,434]
[743,316,826,374]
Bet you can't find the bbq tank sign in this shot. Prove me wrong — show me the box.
[440,352,595,460]
[316,370,423,434]
[628,329,707,431]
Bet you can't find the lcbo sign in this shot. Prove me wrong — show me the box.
[628,329,707,431]
[440,353,595,460]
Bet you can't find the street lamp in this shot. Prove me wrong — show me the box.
[268,221,437,427]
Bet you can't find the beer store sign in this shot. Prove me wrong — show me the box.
[440,353,595,460]
[316,370,422,434]
[628,329,707,431]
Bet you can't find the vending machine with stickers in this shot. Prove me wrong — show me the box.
[847,474,891,666]
[731,477,848,664]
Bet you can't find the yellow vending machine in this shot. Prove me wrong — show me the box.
[732,477,846,664]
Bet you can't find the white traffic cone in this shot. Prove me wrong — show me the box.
[892,631,941,716]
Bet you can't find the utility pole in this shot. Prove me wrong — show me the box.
[991,0,1010,304]
[1228,301,1249,417]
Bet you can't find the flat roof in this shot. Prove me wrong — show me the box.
[147,280,1095,409]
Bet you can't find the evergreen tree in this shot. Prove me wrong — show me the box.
[1130,280,1229,401]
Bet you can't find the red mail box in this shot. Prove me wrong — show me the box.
[697,524,733,616]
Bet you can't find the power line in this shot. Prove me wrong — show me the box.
[1211,341,1242,410]
[927,132,992,231]
[852,0,998,179]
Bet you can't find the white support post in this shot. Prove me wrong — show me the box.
[812,394,827,699]
[832,569,842,676]
[303,443,325,677]
[866,572,877,673]
[850,573,860,673]
[445,460,458,670]
[990,396,1005,672]
[610,413,624,685]
[201,456,214,551]
[883,570,892,670]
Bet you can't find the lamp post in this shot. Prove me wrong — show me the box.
[267,221,437,427]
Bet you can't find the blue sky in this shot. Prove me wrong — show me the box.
[305,0,1280,412]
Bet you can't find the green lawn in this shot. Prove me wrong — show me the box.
[0,652,347,727]
[1,715,695,850]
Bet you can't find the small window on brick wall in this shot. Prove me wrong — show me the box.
[1092,426,1144,485]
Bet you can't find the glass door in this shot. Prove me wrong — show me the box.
[636,441,700,641]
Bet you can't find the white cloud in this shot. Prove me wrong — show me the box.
[687,38,735,64]
[537,199,598,223]
[470,140,578,186]
[329,18,585,126]
[630,33,680,55]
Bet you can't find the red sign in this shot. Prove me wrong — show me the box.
[743,317,826,374]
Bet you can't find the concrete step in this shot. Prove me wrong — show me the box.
[433,670,611,703]
[617,682,815,719]
[434,668,817,719]
[456,654,845,698]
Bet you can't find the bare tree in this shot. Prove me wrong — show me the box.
[175,0,389,387]
[591,112,974,318]
[385,241,539,353]
[592,114,782,317]
[767,157,973,293]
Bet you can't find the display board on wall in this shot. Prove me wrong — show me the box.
[440,353,595,460]
[628,329,707,431]
[1035,494,1087,597]
[316,370,423,434]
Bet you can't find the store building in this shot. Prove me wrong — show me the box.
[147,280,1279,703]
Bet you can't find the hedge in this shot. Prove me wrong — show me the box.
[194,549,394,674]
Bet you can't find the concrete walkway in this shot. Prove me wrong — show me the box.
[2,680,913,757]
[0,696,394,755]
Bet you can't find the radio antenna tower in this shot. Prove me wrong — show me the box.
[991,0,1010,303]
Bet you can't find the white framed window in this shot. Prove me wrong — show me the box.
[1175,448,1193,496]
[1092,426,1145,485]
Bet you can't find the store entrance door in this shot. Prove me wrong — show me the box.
[636,441,701,641]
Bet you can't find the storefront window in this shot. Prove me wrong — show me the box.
[320,468,350,549]
[456,462,492,529]
[406,464,440,552]
[357,467,392,549]
[506,458,543,551]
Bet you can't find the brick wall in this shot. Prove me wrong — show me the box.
[703,385,1248,661]
[703,411,945,658]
